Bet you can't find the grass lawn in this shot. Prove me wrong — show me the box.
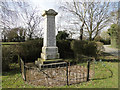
[2,42,21,45]
[2,58,118,88]
[2,42,24,47]
[66,62,118,88]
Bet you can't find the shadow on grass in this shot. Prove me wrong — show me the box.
[2,65,20,76]
[91,68,113,81]
[96,59,119,62]
[102,52,115,56]
[90,59,114,80]
[97,52,119,62]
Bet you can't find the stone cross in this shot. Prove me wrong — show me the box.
[41,9,59,60]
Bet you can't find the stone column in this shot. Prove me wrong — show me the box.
[41,9,59,60]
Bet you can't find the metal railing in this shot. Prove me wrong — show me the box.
[19,57,94,87]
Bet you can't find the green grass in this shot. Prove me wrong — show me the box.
[2,42,21,45]
[2,64,36,88]
[2,42,23,47]
[58,62,118,88]
[79,62,118,88]
[2,61,118,88]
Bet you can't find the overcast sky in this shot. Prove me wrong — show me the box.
[0,0,120,40]
[21,0,120,39]
[29,0,58,11]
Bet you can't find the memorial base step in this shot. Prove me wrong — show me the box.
[35,58,67,69]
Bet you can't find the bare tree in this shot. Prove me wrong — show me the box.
[0,0,43,40]
[109,2,118,25]
[59,1,114,41]
[16,1,43,39]
[0,0,19,41]
[59,1,86,40]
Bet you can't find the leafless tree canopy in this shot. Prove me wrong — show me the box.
[0,0,117,40]
[0,0,43,40]
[59,1,116,40]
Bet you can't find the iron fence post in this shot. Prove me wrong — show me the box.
[20,58,26,81]
[87,60,90,81]
[24,62,26,81]
[18,55,21,73]
[66,62,69,85]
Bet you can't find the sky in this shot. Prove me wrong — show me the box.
[29,0,120,11]
[0,0,120,39]
[26,0,119,39]
[29,0,58,11]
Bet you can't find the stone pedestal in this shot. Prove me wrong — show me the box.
[41,9,60,60]
[41,47,59,60]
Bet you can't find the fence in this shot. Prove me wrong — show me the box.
[20,58,95,87]
[20,58,26,81]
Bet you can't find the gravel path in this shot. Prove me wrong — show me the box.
[103,45,119,57]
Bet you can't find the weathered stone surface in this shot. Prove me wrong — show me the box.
[42,47,58,54]
[42,9,58,16]
[41,48,59,60]
[41,9,59,60]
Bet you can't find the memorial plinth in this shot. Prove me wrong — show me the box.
[41,9,59,60]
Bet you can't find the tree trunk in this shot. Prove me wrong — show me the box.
[80,22,85,40]
[89,32,92,41]
[29,34,32,40]
[80,28,83,40]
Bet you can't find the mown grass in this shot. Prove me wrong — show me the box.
[98,52,118,60]
[2,64,35,88]
[2,42,23,47]
[2,42,21,45]
[57,61,118,88]
[1,44,119,88]
[2,60,118,88]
